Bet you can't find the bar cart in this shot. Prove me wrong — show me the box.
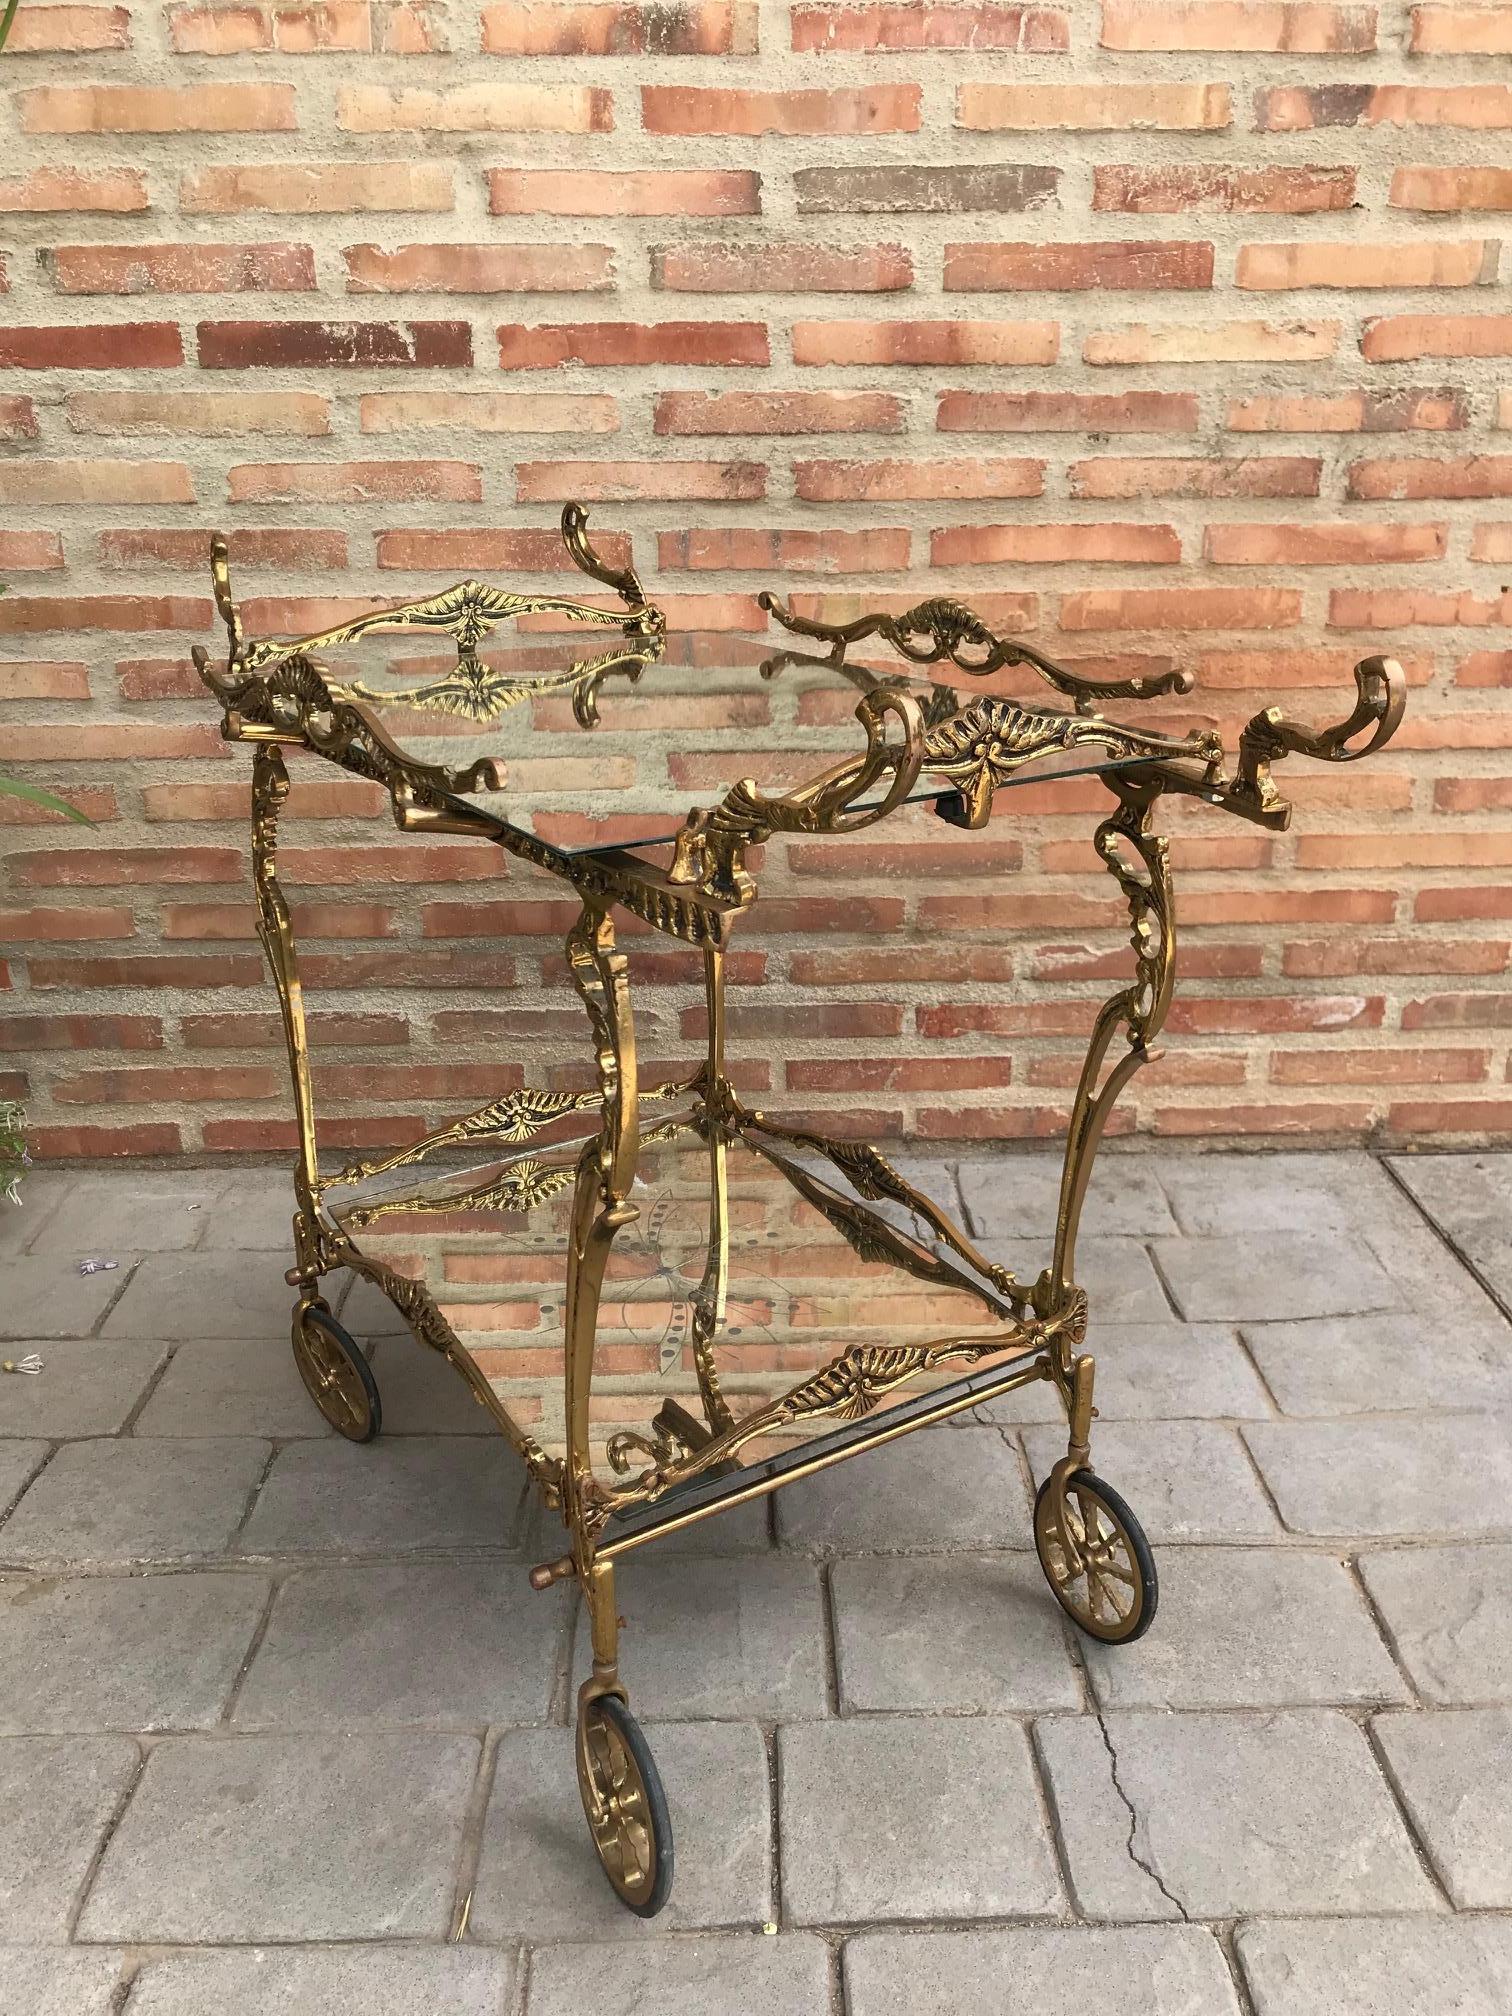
[194,506,1405,1916]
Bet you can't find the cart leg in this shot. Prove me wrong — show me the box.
[1034,1352,1158,1645]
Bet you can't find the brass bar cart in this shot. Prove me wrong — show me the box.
[195,506,1406,1917]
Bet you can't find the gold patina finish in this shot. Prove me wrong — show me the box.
[195,505,1407,1916]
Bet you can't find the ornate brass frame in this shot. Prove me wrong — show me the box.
[195,516,1406,1913]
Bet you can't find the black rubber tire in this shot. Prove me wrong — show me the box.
[293,1302,382,1444]
[1034,1468,1158,1645]
[583,1694,674,1919]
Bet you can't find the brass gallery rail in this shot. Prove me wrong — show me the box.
[194,503,1406,1918]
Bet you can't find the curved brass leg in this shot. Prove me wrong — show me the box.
[689,944,736,1438]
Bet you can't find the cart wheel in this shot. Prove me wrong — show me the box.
[1034,1468,1156,1645]
[292,1300,381,1444]
[576,1692,673,1918]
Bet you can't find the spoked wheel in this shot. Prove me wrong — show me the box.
[291,1300,381,1443]
[1034,1468,1157,1645]
[576,1691,673,1918]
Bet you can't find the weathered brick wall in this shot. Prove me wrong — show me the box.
[1,0,1510,1161]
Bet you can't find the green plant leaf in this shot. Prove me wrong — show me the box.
[0,776,95,824]
[0,0,19,54]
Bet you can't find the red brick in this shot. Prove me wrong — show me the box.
[1329,587,1512,627]
[498,321,766,368]
[345,244,613,293]
[0,661,89,700]
[0,534,64,572]
[1258,83,1512,128]
[4,5,131,49]
[1092,163,1355,212]
[359,391,615,435]
[66,246,307,303]
[1102,0,1376,47]
[483,0,755,51]
[198,319,472,368]
[0,1014,162,1052]
[1391,166,1512,211]
[1410,3,1512,51]
[488,169,760,215]
[793,318,1056,366]
[1153,1102,1373,1136]
[21,84,296,132]
[1388,1099,1512,1134]
[1226,387,1467,431]
[30,1123,183,1157]
[793,164,1059,213]
[12,847,241,888]
[794,1,1068,47]
[934,523,1181,564]
[337,84,613,132]
[659,528,910,572]
[1348,454,1512,499]
[1060,587,1302,630]
[0,325,183,370]
[1205,521,1446,563]
[516,460,766,502]
[654,242,911,291]
[1455,651,1512,686]
[67,389,331,437]
[1239,239,1492,288]
[1402,993,1512,1030]
[181,162,454,213]
[1070,455,1321,497]
[656,390,901,435]
[643,84,920,134]
[794,457,1044,499]
[946,240,1214,291]
[939,390,1198,433]
[228,460,481,502]
[0,907,133,941]
[99,527,347,571]
[0,168,147,213]
[0,397,39,443]
[1085,320,1337,365]
[959,81,1230,127]
[0,461,195,507]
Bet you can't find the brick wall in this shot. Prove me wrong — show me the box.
[1,0,1510,1162]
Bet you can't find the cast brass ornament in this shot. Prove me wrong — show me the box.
[193,506,1407,1918]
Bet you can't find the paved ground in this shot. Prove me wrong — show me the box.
[1,1149,1510,2015]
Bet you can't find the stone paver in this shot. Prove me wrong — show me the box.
[101,1251,300,1341]
[527,1934,831,2016]
[192,1170,306,1252]
[78,1732,480,1942]
[1022,1420,1281,1542]
[988,1235,1174,1322]
[831,1553,1081,1712]
[1240,1312,1512,1416]
[778,1716,1063,1925]
[0,1439,48,1518]
[126,1946,517,2016]
[1036,1709,1438,1919]
[1389,1151,1512,1312]
[0,1735,139,1941]
[611,1552,827,1719]
[1375,1708,1512,1908]
[0,1256,131,1341]
[1082,1548,1407,1710]
[234,1561,565,1728]
[976,1321,1272,1425]
[959,1154,1178,1238]
[1153,1232,1402,1323]
[0,1437,269,1568]
[776,1426,1032,1553]
[1243,1415,1512,1538]
[1359,1545,1512,1704]
[845,1925,1242,2016]
[0,1339,168,1439]
[28,1172,223,1255]
[1151,1150,1396,1238]
[0,1572,268,1733]
[239,1436,521,1556]
[0,1948,125,2016]
[364,1336,500,1432]
[131,1336,335,1439]
[1236,1915,1512,2016]
[471,1720,771,1940]
[0,1176,68,1255]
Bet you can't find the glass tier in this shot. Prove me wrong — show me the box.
[323,1121,1046,1496]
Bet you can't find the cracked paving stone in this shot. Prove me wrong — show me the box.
[0,1735,140,1942]
[845,1924,1243,2016]
[527,1933,833,2016]
[0,1439,270,1569]
[604,1552,828,1719]
[0,1572,269,1733]
[234,1561,565,1728]
[0,1949,126,2016]
[1022,1420,1280,1542]
[1358,1545,1512,1704]
[77,1732,480,1942]
[831,1553,1081,1713]
[778,1716,1063,1925]
[776,1427,1032,1553]
[471,1720,771,1941]
[1374,1707,1512,1908]
[1243,1415,1512,1539]
[123,1946,517,2016]
[975,1322,1272,1425]
[1081,1547,1407,1711]
[100,1251,302,1342]
[1236,1915,1512,2016]
[1152,1232,1402,1324]
[1035,1709,1438,1919]
[1239,1312,1512,1417]
[0,1176,68,1256]
[0,1440,48,1520]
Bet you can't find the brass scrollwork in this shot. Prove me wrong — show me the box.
[1231,654,1406,824]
